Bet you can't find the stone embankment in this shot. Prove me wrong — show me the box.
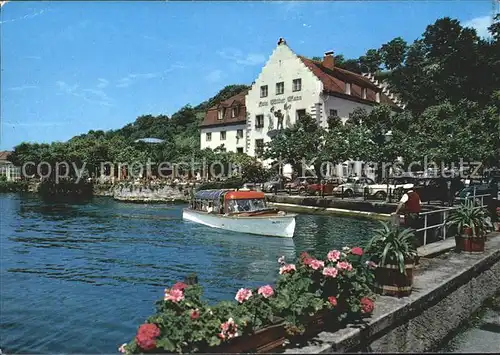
[94,183,189,203]
[285,232,500,353]
[265,194,444,219]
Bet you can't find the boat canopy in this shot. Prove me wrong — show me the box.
[194,189,231,200]
[225,191,265,200]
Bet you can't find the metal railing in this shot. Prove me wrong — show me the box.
[414,189,492,246]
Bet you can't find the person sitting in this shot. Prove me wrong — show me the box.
[395,183,422,230]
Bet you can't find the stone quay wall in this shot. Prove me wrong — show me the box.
[285,233,500,353]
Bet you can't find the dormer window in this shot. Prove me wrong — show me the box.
[345,83,351,95]
[361,87,367,100]
[218,108,225,120]
[231,106,239,118]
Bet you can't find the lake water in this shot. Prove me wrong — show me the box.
[0,194,379,354]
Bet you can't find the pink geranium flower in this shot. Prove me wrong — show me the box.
[219,317,239,340]
[322,267,338,278]
[327,250,341,262]
[235,288,253,303]
[336,261,353,271]
[308,259,325,270]
[164,288,184,302]
[257,285,274,298]
[279,264,296,274]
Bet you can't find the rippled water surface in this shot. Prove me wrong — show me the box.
[0,194,378,354]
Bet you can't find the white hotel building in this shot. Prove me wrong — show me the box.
[200,38,404,178]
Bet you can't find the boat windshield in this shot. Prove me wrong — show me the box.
[227,198,267,213]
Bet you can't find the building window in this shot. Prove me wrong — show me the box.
[237,129,244,139]
[276,82,284,95]
[220,131,226,140]
[361,87,367,100]
[296,109,306,120]
[345,83,351,95]
[255,114,264,128]
[260,85,268,98]
[329,109,338,117]
[206,132,212,141]
[292,79,302,92]
[218,108,225,120]
[231,106,239,118]
[237,147,244,154]
[255,139,265,158]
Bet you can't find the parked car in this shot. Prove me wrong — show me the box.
[285,176,317,194]
[263,176,291,193]
[457,177,499,204]
[306,178,343,196]
[332,177,376,197]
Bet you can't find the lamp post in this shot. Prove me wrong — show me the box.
[384,131,393,202]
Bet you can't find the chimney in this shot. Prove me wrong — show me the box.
[323,51,335,70]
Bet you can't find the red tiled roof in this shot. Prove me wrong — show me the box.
[0,151,12,161]
[200,90,248,128]
[298,56,400,109]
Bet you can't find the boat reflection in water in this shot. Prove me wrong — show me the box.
[182,189,296,238]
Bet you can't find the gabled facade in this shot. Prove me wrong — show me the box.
[200,38,404,178]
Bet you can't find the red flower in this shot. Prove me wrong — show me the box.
[351,247,363,256]
[328,296,338,306]
[190,309,200,320]
[172,281,188,290]
[135,323,160,351]
[360,297,374,314]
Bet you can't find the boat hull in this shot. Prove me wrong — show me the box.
[182,209,296,238]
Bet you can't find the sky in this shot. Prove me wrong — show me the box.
[0,0,495,150]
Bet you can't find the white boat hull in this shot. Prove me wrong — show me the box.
[182,209,296,238]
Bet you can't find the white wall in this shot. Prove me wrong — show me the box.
[200,124,247,153]
[245,43,323,166]
[321,95,374,125]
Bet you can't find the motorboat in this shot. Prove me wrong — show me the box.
[182,189,296,238]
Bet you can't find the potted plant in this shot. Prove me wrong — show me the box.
[364,221,417,298]
[119,246,376,354]
[446,202,492,252]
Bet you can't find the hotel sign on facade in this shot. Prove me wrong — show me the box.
[258,95,302,107]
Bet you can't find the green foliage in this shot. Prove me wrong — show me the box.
[10,85,250,180]
[446,201,493,237]
[365,222,417,274]
[196,177,244,191]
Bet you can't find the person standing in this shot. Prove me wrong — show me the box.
[395,183,422,229]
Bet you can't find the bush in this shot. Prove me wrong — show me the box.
[196,177,244,191]
[0,180,29,193]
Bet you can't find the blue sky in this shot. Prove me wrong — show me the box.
[0,0,494,150]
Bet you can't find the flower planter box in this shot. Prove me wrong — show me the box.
[209,322,287,353]
[209,311,334,353]
[455,227,485,253]
[373,262,414,298]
